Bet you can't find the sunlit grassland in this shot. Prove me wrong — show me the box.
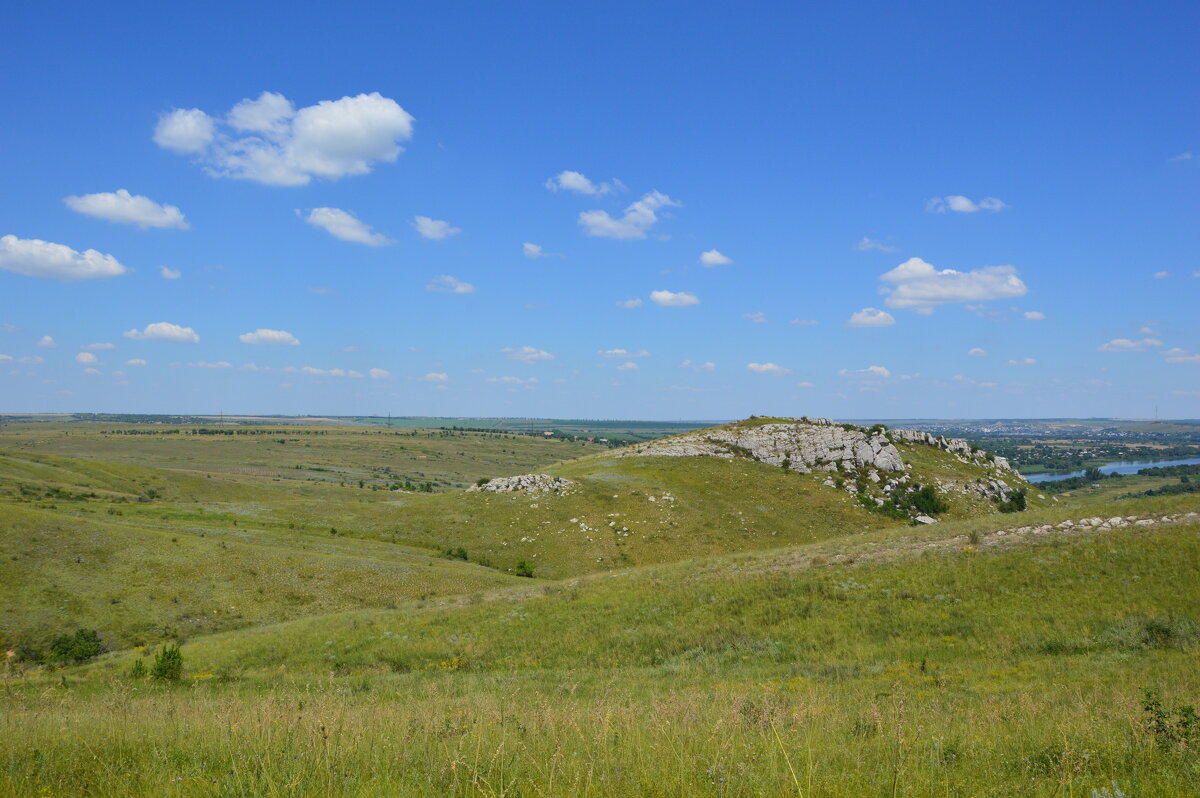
[5,521,1199,796]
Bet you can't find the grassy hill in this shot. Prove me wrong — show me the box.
[1,418,1198,796]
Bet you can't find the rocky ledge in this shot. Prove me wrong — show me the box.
[621,417,905,473]
[467,474,575,494]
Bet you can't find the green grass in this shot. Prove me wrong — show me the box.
[2,420,1199,796]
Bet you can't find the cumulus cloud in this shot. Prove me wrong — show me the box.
[747,362,790,375]
[64,189,189,230]
[302,207,390,246]
[968,347,988,357]
[926,195,1007,213]
[789,318,818,327]
[425,275,475,294]
[523,242,548,258]
[840,365,892,379]
[82,342,115,351]
[699,249,732,266]
[616,298,644,309]
[488,375,539,385]
[879,257,1027,312]
[615,361,639,371]
[650,290,699,307]
[679,360,716,372]
[1097,338,1163,353]
[126,358,147,366]
[1164,348,1200,364]
[545,171,620,196]
[37,336,57,349]
[0,354,10,361]
[0,235,127,281]
[501,345,554,363]
[182,360,232,369]
[420,372,448,382]
[123,322,200,343]
[1023,311,1047,321]
[579,191,679,239]
[743,311,767,324]
[598,348,650,358]
[413,216,461,240]
[1005,357,1037,366]
[239,328,300,346]
[160,265,182,280]
[856,237,897,252]
[75,352,97,365]
[368,368,391,379]
[273,365,364,378]
[846,307,895,327]
[154,92,414,186]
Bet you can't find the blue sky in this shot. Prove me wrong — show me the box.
[1,1,1197,419]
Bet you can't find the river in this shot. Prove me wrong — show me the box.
[1021,457,1200,484]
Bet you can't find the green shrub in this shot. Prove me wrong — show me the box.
[1142,689,1199,750]
[45,629,105,664]
[445,546,468,561]
[128,658,147,679]
[514,560,535,578]
[150,643,183,682]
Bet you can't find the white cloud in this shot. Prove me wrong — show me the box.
[699,249,733,266]
[1169,152,1194,162]
[159,265,182,280]
[1097,338,1162,353]
[747,362,790,375]
[0,354,9,362]
[796,381,814,388]
[123,322,200,343]
[616,298,643,309]
[926,195,1007,213]
[154,92,414,186]
[239,328,300,346]
[598,348,650,358]
[967,347,988,357]
[523,242,547,258]
[879,257,1027,312]
[37,335,57,348]
[789,318,819,327]
[17,356,44,364]
[650,290,699,307]
[426,274,475,294]
[282,365,363,378]
[83,367,102,376]
[487,375,538,385]
[302,207,390,246]
[615,361,639,371]
[183,360,232,369]
[846,307,895,327]
[126,358,147,366]
[1023,311,1047,321]
[309,286,336,295]
[420,372,449,382]
[0,235,127,281]
[856,237,897,252]
[1152,271,1170,279]
[743,311,767,324]
[1005,357,1037,366]
[413,216,461,240]
[679,360,716,372]
[1164,348,1200,364]
[840,365,892,379]
[63,189,188,230]
[368,368,391,379]
[75,352,97,365]
[579,191,680,239]
[545,170,620,196]
[501,345,554,363]
[152,107,215,153]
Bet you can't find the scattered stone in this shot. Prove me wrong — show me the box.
[467,474,575,494]
[915,515,937,524]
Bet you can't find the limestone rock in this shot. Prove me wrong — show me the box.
[467,474,575,494]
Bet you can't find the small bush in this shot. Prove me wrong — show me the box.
[514,560,535,578]
[150,643,183,682]
[1142,688,1199,750]
[128,659,147,679]
[445,546,468,561]
[45,629,105,665]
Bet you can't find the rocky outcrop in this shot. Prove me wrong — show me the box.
[623,418,905,473]
[467,474,575,494]
[891,428,1017,475]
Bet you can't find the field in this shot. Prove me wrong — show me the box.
[2,420,1199,796]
